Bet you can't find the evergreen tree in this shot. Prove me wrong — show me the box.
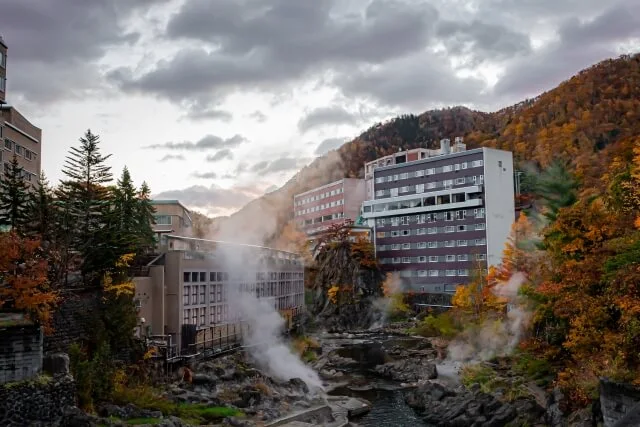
[112,167,138,255]
[0,155,31,233]
[135,181,156,251]
[57,129,114,281]
[27,171,55,242]
[535,160,579,221]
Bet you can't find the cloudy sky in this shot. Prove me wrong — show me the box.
[1,0,638,216]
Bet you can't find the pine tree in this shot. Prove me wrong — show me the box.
[27,171,55,242]
[112,167,138,255]
[57,129,114,281]
[0,155,31,233]
[135,181,156,251]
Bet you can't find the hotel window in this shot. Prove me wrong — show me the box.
[390,188,399,197]
[391,217,399,226]
[427,227,437,234]
[474,208,485,218]
[457,225,467,232]
[479,175,484,184]
[400,173,409,179]
[445,240,455,247]
[416,170,424,177]
[391,244,401,250]
[443,165,452,172]
[155,215,172,225]
[393,174,399,181]
[25,150,33,161]
[428,270,439,277]
[429,256,439,262]
[445,226,455,233]
[471,160,483,167]
[417,228,426,235]
[392,257,401,264]
[399,186,409,193]
[183,286,190,305]
[375,190,384,197]
[444,211,453,221]
[375,177,384,183]
[210,284,216,302]
[444,179,454,188]
[418,270,427,277]
[428,242,437,248]
[4,138,12,150]
[14,144,24,156]
[456,210,467,220]
[457,254,469,261]
[416,183,425,193]
[386,176,393,182]
[418,256,427,263]
[210,309,215,324]
[417,242,427,249]
[183,309,190,325]
[191,310,197,325]
[475,223,486,230]
[200,285,206,303]
[455,177,466,185]
[461,162,468,169]
[200,308,206,325]
[457,240,468,246]
[401,216,410,225]
[426,168,435,175]
[458,269,469,276]
[476,254,486,261]
[191,272,198,282]
[199,272,206,282]
[402,257,410,263]
[402,243,411,250]
[402,230,410,236]
[446,270,457,276]
[426,182,436,189]
[446,255,456,262]
[183,272,191,282]
[454,163,460,171]
[475,238,487,245]
[376,218,386,227]
[377,231,386,238]
[191,286,198,304]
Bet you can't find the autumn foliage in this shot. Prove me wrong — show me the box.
[0,232,58,331]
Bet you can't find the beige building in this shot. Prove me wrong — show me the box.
[133,235,305,356]
[151,200,193,250]
[0,37,42,186]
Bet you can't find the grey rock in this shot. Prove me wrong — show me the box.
[43,353,70,376]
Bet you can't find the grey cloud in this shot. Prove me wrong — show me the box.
[0,0,154,103]
[315,137,348,155]
[110,0,438,102]
[192,172,218,179]
[159,154,186,162]
[185,108,233,122]
[335,52,486,110]
[145,134,247,151]
[251,157,309,174]
[436,20,531,64]
[494,3,640,100]
[248,111,268,122]
[298,106,358,133]
[206,149,234,163]
[154,184,255,212]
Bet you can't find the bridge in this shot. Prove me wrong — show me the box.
[408,292,454,309]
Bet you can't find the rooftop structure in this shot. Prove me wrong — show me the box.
[151,200,193,249]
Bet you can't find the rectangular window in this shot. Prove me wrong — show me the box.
[428,241,437,248]
[390,188,398,197]
[461,162,467,169]
[472,160,483,167]
[444,211,454,221]
[429,256,439,262]
[457,254,469,261]
[376,231,386,239]
[457,225,467,232]
[426,182,436,189]
[402,257,410,263]
[474,208,485,218]
[475,223,486,230]
[200,285,206,303]
[445,240,455,247]
[446,255,456,262]
[426,168,435,175]
[475,238,487,245]
[210,309,215,324]
[418,256,427,263]
[183,272,191,282]
[191,272,198,282]
[416,183,425,193]
[393,174,399,181]
[400,173,409,180]
[392,257,401,264]
[155,215,172,225]
[14,144,23,156]
[457,240,468,246]
[456,210,467,220]
[402,230,410,236]
[428,227,438,234]
[429,270,439,277]
[25,150,33,160]
[446,270,457,277]
[192,310,197,325]
[402,243,411,249]
[443,165,452,172]
[454,163,460,171]
[391,244,401,250]
[443,179,454,188]
[458,269,469,276]
[455,177,466,185]
[183,309,190,325]
[417,242,427,249]
[200,308,206,325]
[476,254,486,261]
[417,228,426,235]
[391,231,400,237]
[3,138,11,150]
[445,226,455,233]
[183,286,190,305]
[191,286,198,304]
[415,170,424,177]
[479,174,484,184]
[418,270,427,277]
[199,272,206,282]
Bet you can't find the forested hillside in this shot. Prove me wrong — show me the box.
[212,53,640,247]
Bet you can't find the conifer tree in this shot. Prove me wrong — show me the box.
[27,171,55,242]
[57,129,114,280]
[135,181,156,251]
[0,155,31,233]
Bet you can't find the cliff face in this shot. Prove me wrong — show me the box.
[306,240,384,331]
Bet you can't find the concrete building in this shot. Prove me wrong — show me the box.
[133,235,305,355]
[0,38,42,186]
[293,178,366,235]
[151,200,193,250]
[361,139,515,293]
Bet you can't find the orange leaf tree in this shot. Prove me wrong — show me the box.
[0,232,58,331]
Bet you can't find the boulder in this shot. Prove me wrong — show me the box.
[373,358,437,382]
[43,353,70,376]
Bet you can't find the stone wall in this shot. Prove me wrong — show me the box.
[600,379,640,427]
[0,374,76,426]
[0,324,43,384]
[44,288,102,353]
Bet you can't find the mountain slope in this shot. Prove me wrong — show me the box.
[212,53,640,247]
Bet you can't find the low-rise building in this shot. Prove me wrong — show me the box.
[293,178,366,235]
[133,235,305,355]
[151,200,193,250]
[361,138,515,293]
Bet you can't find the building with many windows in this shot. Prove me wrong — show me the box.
[151,200,193,249]
[361,139,515,293]
[133,235,305,354]
[0,38,42,188]
[293,178,366,235]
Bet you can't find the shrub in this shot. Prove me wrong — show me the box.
[412,313,461,338]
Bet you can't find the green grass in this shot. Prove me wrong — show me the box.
[126,418,162,425]
[461,364,532,402]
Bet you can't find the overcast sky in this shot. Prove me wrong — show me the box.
[1,0,638,216]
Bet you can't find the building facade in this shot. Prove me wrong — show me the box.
[133,236,305,354]
[0,37,42,187]
[293,178,366,235]
[361,141,515,293]
[151,200,193,250]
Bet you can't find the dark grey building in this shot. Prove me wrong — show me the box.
[361,141,515,293]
